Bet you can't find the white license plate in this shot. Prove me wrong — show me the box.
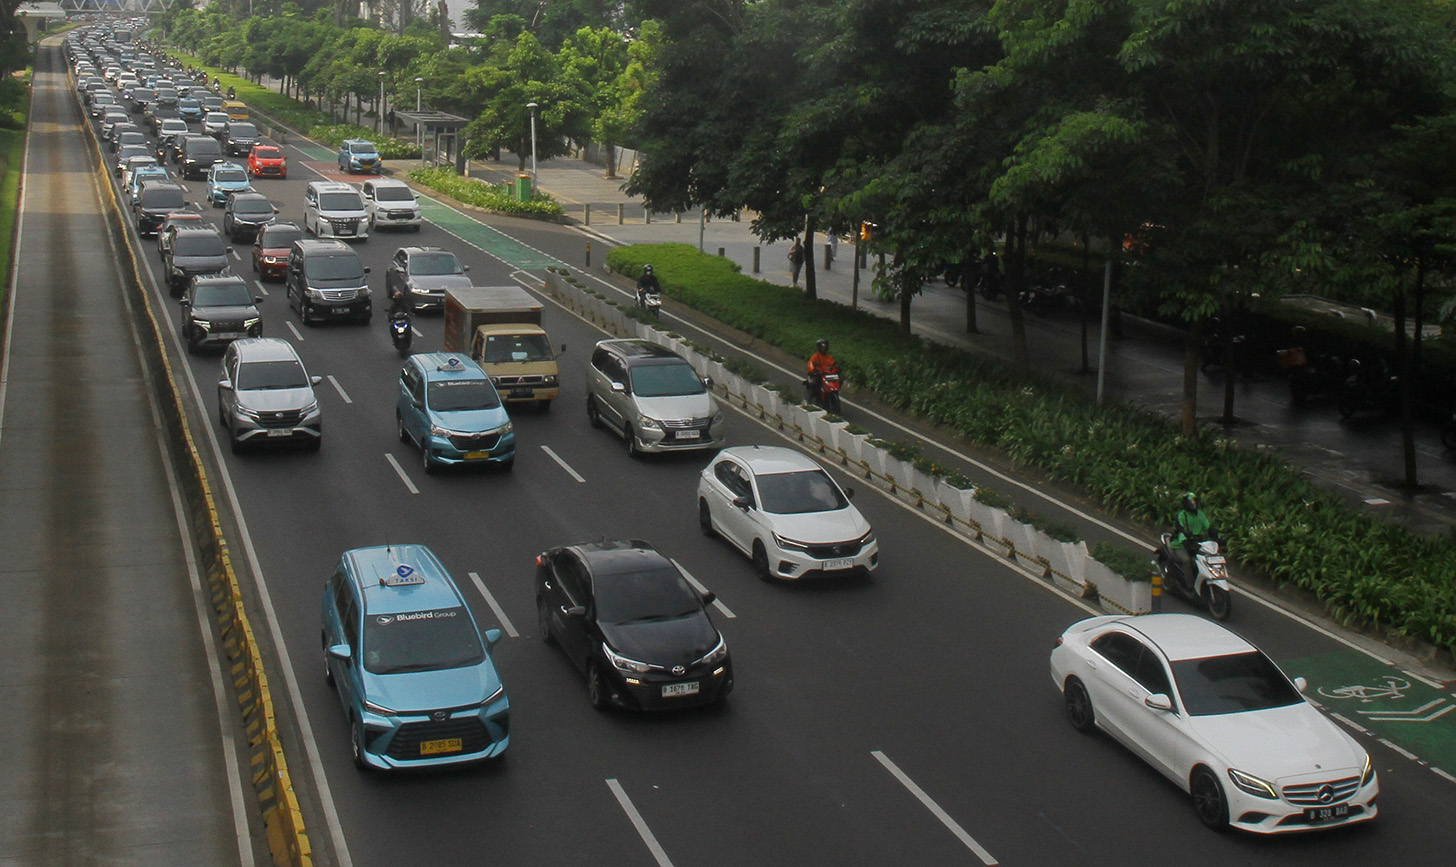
[673,429,701,440]
[662,682,699,698]
[1303,804,1349,823]
[213,332,244,340]
[822,558,855,570]
[266,428,292,438]
[330,307,351,315]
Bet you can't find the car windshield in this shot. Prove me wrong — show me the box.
[141,188,184,208]
[755,469,848,514]
[252,147,281,160]
[189,140,222,155]
[409,252,463,275]
[320,192,362,211]
[213,167,247,183]
[309,254,363,280]
[361,606,486,674]
[194,282,252,307]
[427,379,501,412]
[233,198,272,214]
[260,227,302,248]
[1170,651,1304,716]
[376,186,414,202]
[229,123,257,137]
[204,112,227,124]
[236,359,308,390]
[174,234,225,256]
[178,98,199,109]
[482,333,553,363]
[594,565,702,624]
[350,143,379,157]
[630,361,705,397]
[161,121,186,134]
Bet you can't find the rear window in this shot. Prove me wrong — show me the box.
[173,234,226,256]
[228,123,258,137]
[260,227,303,248]
[188,139,222,156]
[140,187,184,208]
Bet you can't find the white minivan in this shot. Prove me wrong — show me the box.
[304,181,369,241]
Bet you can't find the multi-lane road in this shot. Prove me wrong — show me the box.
[38,34,1456,867]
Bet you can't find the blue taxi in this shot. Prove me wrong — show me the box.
[205,161,252,206]
[396,353,516,472]
[321,544,510,770]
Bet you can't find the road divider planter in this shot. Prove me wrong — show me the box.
[542,270,1153,615]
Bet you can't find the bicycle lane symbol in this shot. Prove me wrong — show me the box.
[1318,676,1412,704]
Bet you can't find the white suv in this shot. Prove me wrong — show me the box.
[304,181,369,241]
[361,178,422,231]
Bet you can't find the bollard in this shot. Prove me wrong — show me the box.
[1151,569,1162,613]
[617,203,624,225]
[733,210,741,222]
[752,247,760,273]
[718,247,725,257]
[586,241,591,268]
[645,209,651,225]
[583,203,590,225]
[676,212,682,224]
[823,243,832,270]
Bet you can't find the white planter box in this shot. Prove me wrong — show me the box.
[1034,537,1088,589]
[964,496,1010,552]
[1086,558,1153,615]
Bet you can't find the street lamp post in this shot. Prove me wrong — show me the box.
[377,71,385,135]
[415,77,424,169]
[526,102,539,190]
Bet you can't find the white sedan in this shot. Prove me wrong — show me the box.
[697,445,877,580]
[1050,614,1378,833]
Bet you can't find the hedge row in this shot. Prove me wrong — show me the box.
[406,167,564,217]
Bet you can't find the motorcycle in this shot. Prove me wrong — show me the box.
[1153,533,1232,620]
[1338,357,1398,419]
[804,364,843,415]
[1281,326,1347,405]
[388,310,413,358]
[637,288,661,320]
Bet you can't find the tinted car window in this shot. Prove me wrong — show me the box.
[173,234,226,256]
[594,566,701,624]
[260,226,303,247]
[212,166,247,182]
[308,254,364,281]
[482,334,552,363]
[194,282,253,307]
[236,360,308,390]
[228,122,257,137]
[1172,651,1303,716]
[361,606,485,674]
[140,187,185,209]
[231,198,273,215]
[630,361,705,397]
[320,192,363,210]
[756,470,847,514]
[427,379,501,412]
[375,185,414,202]
[187,139,222,156]
[410,252,463,275]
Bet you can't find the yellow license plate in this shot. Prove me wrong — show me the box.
[419,737,462,756]
[464,449,491,460]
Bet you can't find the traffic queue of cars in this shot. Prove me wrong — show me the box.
[69,30,1384,829]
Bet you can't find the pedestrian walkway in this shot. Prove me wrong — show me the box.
[467,149,1456,538]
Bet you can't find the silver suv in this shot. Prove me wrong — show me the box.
[218,338,322,453]
[585,339,725,456]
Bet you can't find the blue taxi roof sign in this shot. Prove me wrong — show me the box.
[380,563,426,587]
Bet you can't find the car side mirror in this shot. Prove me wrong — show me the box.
[565,605,586,618]
[310,375,322,386]
[218,379,233,391]
[844,486,855,499]
[1294,676,1308,693]
[363,267,371,274]
[558,343,567,355]
[1144,693,1174,712]
[702,376,714,389]
[254,296,264,304]
[732,495,752,511]
[483,628,502,649]
[463,264,471,272]
[610,381,625,393]
[700,590,716,605]
[327,643,351,662]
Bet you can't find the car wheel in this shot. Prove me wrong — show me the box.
[752,540,772,582]
[1338,390,1359,419]
[396,412,409,444]
[321,631,335,686]
[421,442,436,474]
[586,396,603,428]
[1190,766,1229,831]
[349,717,371,771]
[229,425,244,455]
[624,423,639,458]
[219,401,228,428]
[587,660,610,711]
[1063,676,1095,734]
[251,255,258,273]
[698,498,715,538]
[537,597,557,646]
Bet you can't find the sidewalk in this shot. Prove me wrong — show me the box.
[471,150,1456,538]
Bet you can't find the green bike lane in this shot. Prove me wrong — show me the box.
[1283,649,1456,782]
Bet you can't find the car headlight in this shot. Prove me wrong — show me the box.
[1227,768,1278,800]
[603,642,655,674]
[711,410,724,426]
[543,374,557,385]
[1361,753,1375,787]
[263,256,282,264]
[772,532,812,553]
[357,286,371,297]
[362,699,397,716]
[493,421,513,436]
[636,413,662,431]
[695,635,728,667]
[192,318,211,330]
[243,316,261,329]
[859,529,876,545]
[299,401,319,418]
[477,685,505,707]
[428,423,456,438]
[236,406,262,420]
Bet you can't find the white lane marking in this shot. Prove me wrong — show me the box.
[1402,669,1445,690]
[255,283,269,297]
[230,248,241,260]
[384,453,419,494]
[1330,713,1370,735]
[467,571,518,638]
[540,445,584,482]
[1435,767,1456,785]
[873,751,998,864]
[326,375,352,404]
[605,779,674,867]
[1379,738,1421,762]
[285,320,304,341]
[671,558,735,619]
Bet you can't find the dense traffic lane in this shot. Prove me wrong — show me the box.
[79,72,1456,865]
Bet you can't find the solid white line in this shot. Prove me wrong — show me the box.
[872,750,998,865]
[1378,738,1421,762]
[467,571,519,638]
[285,320,303,341]
[1401,669,1445,690]
[326,374,352,404]
[605,779,674,867]
[1434,767,1456,785]
[1330,713,1370,735]
[540,445,585,482]
[671,558,735,619]
[385,453,419,494]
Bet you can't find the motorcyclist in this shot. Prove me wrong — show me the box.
[388,282,413,317]
[1169,491,1214,585]
[806,338,838,398]
[636,264,661,309]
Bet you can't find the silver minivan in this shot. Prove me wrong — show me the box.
[585,339,725,456]
[304,181,369,240]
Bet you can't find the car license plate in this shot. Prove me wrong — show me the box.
[509,387,533,399]
[266,428,292,438]
[213,332,244,340]
[330,307,351,315]
[822,558,854,570]
[673,429,701,440]
[419,737,462,756]
[339,227,355,236]
[1303,804,1349,823]
[662,682,699,698]
[464,449,491,460]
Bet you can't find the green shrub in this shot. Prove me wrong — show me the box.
[1091,542,1153,582]
[406,167,563,217]
[973,485,1015,510]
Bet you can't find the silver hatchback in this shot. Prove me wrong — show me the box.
[218,338,322,453]
[585,339,725,456]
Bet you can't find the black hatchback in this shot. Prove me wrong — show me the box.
[535,540,732,711]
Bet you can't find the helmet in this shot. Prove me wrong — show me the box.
[643,264,653,275]
[816,339,829,352]
[1181,492,1199,512]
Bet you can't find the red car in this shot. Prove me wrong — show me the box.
[251,222,305,282]
[155,210,204,258]
[247,144,287,179]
